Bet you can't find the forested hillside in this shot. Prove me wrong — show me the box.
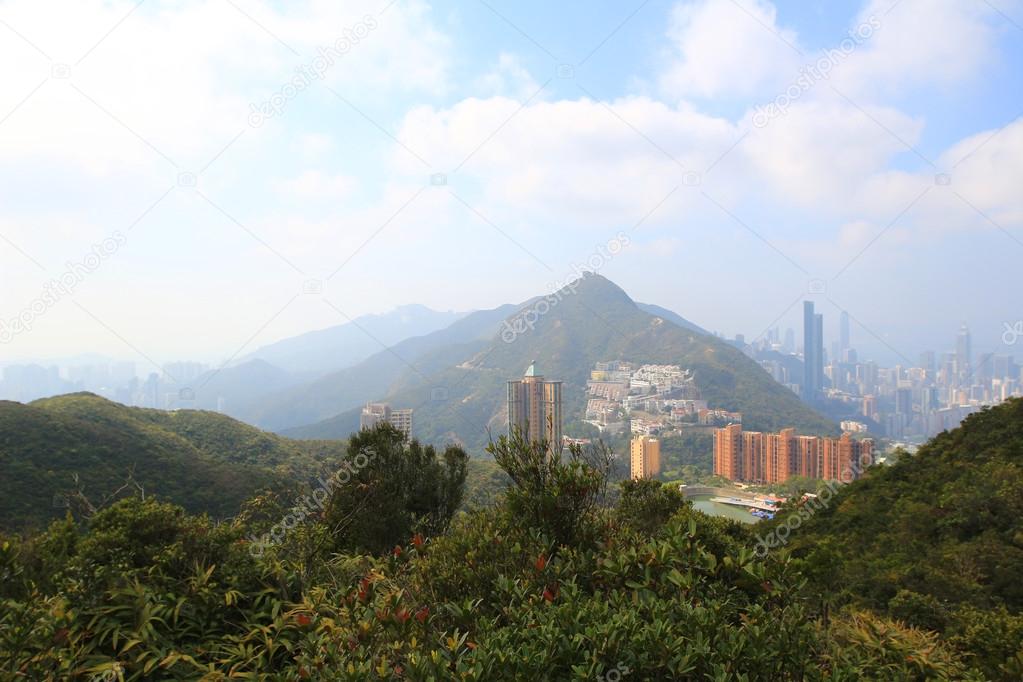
[6,412,1022,678]
[0,393,343,531]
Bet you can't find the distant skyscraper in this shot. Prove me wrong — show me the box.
[839,310,850,354]
[895,387,912,415]
[992,354,1012,381]
[803,301,824,401]
[956,324,972,384]
[507,362,563,456]
[630,436,661,479]
[919,350,936,373]
[862,395,878,421]
[783,328,795,354]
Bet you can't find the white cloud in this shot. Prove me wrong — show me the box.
[658,0,802,100]
[292,133,334,159]
[742,97,925,209]
[0,0,452,175]
[276,170,358,200]
[473,53,541,101]
[396,95,737,229]
[831,0,1001,98]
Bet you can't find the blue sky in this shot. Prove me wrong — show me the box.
[0,0,1021,372]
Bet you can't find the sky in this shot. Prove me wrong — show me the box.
[1,0,1021,373]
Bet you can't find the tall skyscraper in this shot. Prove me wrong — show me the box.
[803,301,824,401]
[895,387,912,415]
[783,328,795,354]
[992,354,1012,381]
[956,324,972,384]
[919,350,936,373]
[629,436,661,479]
[839,310,850,355]
[508,362,563,456]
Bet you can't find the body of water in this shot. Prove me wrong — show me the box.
[689,495,760,524]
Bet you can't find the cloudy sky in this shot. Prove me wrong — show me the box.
[1,0,1021,371]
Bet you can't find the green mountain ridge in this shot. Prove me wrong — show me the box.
[0,393,341,532]
[285,274,835,449]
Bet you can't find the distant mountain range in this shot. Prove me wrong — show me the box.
[240,304,467,375]
[240,302,524,432]
[175,305,467,419]
[282,274,835,450]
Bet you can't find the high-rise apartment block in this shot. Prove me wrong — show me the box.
[629,435,661,479]
[360,402,413,441]
[714,426,872,484]
[508,362,563,455]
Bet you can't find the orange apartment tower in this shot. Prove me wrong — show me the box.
[713,423,742,480]
[630,436,662,480]
[741,430,766,483]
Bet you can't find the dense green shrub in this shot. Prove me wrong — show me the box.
[5,405,1022,679]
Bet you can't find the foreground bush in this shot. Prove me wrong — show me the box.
[0,424,995,680]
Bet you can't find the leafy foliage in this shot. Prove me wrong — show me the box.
[486,428,611,547]
[325,424,469,555]
[782,398,1023,679]
[657,432,715,482]
[0,415,991,680]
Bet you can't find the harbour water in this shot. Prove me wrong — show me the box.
[689,494,760,524]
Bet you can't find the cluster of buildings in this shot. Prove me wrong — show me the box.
[583,361,738,436]
[713,424,874,484]
[502,362,676,482]
[359,402,414,441]
[749,302,1021,442]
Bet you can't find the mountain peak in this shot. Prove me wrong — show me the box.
[554,273,637,310]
